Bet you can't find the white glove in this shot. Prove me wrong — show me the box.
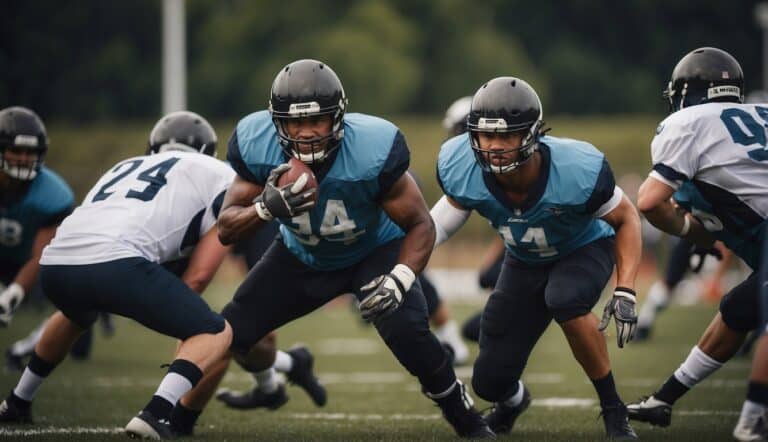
[0,283,25,327]
[359,264,416,322]
[598,287,637,348]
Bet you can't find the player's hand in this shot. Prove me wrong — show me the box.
[0,283,25,327]
[688,245,723,273]
[358,264,416,322]
[253,164,316,220]
[598,287,637,348]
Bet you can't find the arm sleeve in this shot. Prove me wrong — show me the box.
[584,159,618,216]
[430,195,471,248]
[649,119,697,188]
[378,131,410,198]
[226,129,262,184]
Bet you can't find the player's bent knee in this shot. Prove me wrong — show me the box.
[720,290,759,333]
[472,354,518,402]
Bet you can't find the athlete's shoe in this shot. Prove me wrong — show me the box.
[626,395,672,427]
[4,349,25,372]
[601,403,638,440]
[485,387,531,434]
[0,396,32,424]
[733,409,768,441]
[125,410,176,439]
[216,384,289,410]
[432,381,495,439]
[286,346,327,407]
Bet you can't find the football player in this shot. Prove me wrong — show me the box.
[0,111,234,439]
[625,47,768,441]
[177,59,493,439]
[0,107,74,326]
[431,76,641,439]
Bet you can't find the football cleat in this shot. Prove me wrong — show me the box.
[286,346,327,407]
[0,396,32,424]
[125,410,176,440]
[4,349,25,372]
[215,384,289,410]
[601,403,638,440]
[485,386,531,434]
[633,326,651,342]
[432,380,496,439]
[733,409,768,441]
[626,395,672,427]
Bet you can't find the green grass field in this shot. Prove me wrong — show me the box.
[0,266,751,441]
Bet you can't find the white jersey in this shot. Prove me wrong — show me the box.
[650,102,768,219]
[41,151,235,265]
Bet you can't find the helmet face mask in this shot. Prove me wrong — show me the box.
[0,107,48,182]
[664,47,744,113]
[269,59,348,164]
[148,111,217,157]
[467,77,544,174]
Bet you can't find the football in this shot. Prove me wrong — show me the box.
[276,157,318,201]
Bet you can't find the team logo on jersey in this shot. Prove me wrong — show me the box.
[0,218,23,247]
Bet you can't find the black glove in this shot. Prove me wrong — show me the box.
[598,287,637,348]
[358,264,415,322]
[253,164,316,220]
[688,245,723,273]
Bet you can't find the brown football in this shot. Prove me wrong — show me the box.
[276,157,318,201]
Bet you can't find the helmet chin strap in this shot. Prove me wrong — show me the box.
[3,164,37,181]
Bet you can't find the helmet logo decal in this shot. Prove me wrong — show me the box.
[288,102,321,116]
[707,85,740,99]
[13,135,38,147]
[477,118,508,130]
[722,71,730,79]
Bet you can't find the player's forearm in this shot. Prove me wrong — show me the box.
[217,205,269,245]
[613,215,642,290]
[397,217,436,275]
[641,200,714,248]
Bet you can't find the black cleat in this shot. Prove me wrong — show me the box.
[286,346,327,407]
[601,403,638,440]
[485,387,531,434]
[4,350,25,373]
[125,410,176,439]
[0,396,32,424]
[433,381,495,439]
[215,384,289,410]
[633,326,651,342]
[626,395,672,427]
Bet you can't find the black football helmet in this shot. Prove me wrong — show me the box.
[269,59,348,164]
[148,111,217,157]
[0,106,48,181]
[467,77,544,174]
[664,47,744,112]
[442,96,473,136]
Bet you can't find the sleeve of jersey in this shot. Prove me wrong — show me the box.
[377,131,410,198]
[226,129,262,184]
[41,185,75,227]
[649,121,697,189]
[585,159,622,217]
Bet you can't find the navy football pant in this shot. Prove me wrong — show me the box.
[223,238,455,394]
[473,238,615,402]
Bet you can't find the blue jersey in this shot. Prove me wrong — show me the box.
[0,167,74,275]
[228,111,408,270]
[437,135,617,263]
[674,182,763,269]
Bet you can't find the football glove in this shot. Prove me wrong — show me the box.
[359,264,416,322]
[253,163,316,221]
[0,283,25,327]
[688,245,723,273]
[598,287,637,348]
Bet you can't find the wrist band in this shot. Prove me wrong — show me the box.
[678,214,691,237]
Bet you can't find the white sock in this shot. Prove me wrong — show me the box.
[739,399,766,419]
[273,350,293,373]
[253,368,279,394]
[503,381,526,407]
[11,320,47,357]
[153,373,193,406]
[13,367,45,401]
[435,320,469,363]
[638,281,669,328]
[673,346,723,388]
